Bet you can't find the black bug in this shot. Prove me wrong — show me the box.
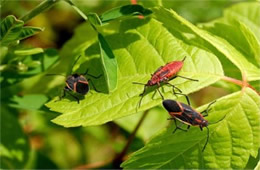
[162,99,225,152]
[47,55,101,103]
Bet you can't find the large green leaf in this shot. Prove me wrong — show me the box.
[122,88,260,169]
[152,7,260,81]
[46,16,223,127]
[0,15,24,46]
[98,33,118,92]
[0,107,30,169]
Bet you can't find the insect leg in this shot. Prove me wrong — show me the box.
[83,69,102,79]
[88,79,100,92]
[137,85,147,109]
[156,87,164,100]
[202,126,210,152]
[173,92,190,106]
[176,75,198,82]
[172,118,188,133]
[201,100,216,116]
[65,89,80,104]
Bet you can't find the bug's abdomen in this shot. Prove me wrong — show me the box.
[165,61,183,79]
[76,82,89,95]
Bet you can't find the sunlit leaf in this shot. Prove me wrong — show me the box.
[122,88,260,169]
[46,16,223,127]
[153,7,260,81]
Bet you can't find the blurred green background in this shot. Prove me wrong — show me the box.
[0,0,252,169]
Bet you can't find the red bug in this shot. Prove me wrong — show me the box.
[163,99,225,152]
[133,56,198,108]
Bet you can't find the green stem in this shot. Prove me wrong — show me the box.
[63,0,88,20]
[20,0,60,23]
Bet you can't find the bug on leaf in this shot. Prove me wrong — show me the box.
[47,55,101,103]
[133,56,198,108]
[162,99,225,152]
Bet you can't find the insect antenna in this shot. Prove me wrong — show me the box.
[202,126,210,152]
[202,114,226,152]
[209,114,226,125]
[69,55,82,74]
[132,82,146,85]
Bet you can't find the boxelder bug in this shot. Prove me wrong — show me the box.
[133,56,198,108]
[162,99,225,152]
[47,55,101,103]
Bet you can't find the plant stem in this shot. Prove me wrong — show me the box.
[112,110,149,168]
[63,0,88,21]
[20,0,60,23]
[222,76,259,95]
[73,110,149,169]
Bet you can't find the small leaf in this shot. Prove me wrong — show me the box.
[0,48,59,87]
[19,26,43,41]
[0,106,30,169]
[87,13,102,26]
[98,33,118,92]
[14,48,44,56]
[100,4,152,23]
[0,15,24,46]
[122,88,260,169]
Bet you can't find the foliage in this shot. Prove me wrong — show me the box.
[0,0,259,169]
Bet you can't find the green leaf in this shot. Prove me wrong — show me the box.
[98,33,118,92]
[152,7,260,81]
[1,48,59,87]
[122,88,260,169]
[115,106,169,141]
[46,16,223,127]
[0,107,30,169]
[87,13,102,26]
[9,94,49,111]
[223,2,260,43]
[100,4,152,23]
[19,26,43,41]
[0,15,24,46]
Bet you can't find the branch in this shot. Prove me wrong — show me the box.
[74,110,149,169]
[221,76,259,95]
[112,110,149,168]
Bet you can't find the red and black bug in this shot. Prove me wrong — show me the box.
[133,56,198,108]
[162,99,225,152]
[47,56,101,103]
